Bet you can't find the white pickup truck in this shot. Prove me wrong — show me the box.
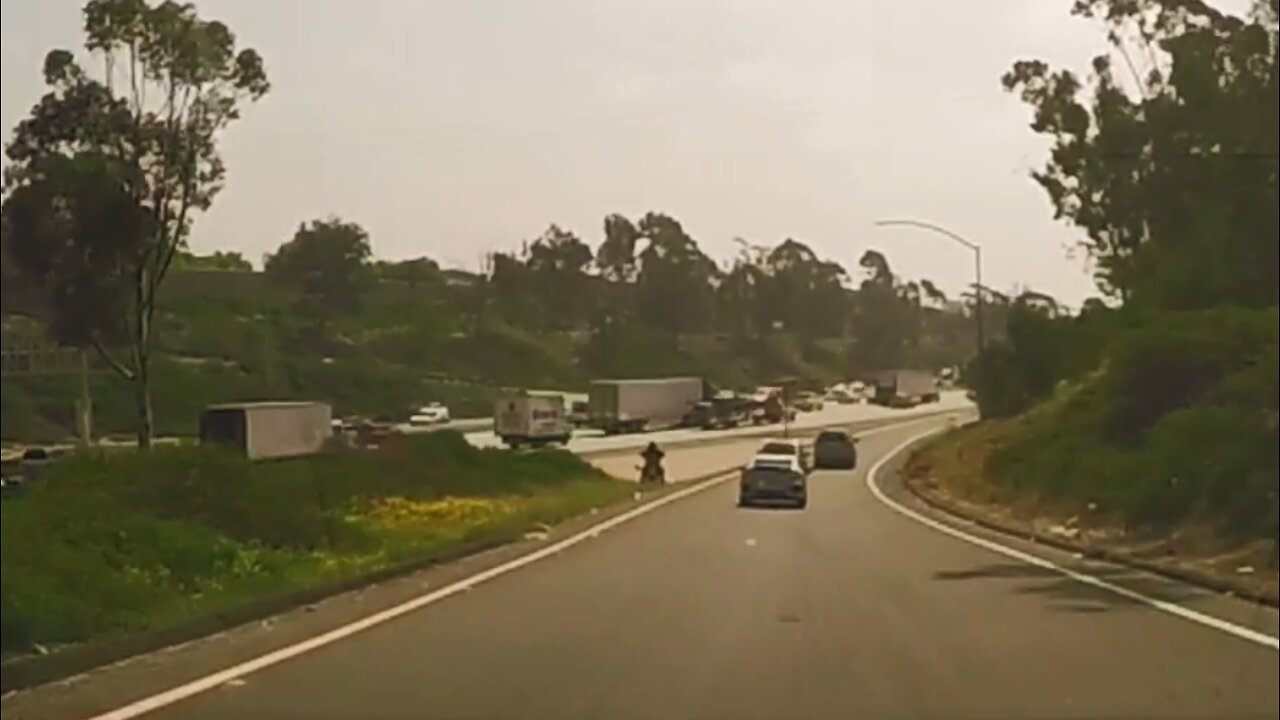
[738,438,810,509]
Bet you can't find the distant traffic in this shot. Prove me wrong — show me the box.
[2,368,959,492]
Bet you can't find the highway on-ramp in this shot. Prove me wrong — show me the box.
[13,413,1275,720]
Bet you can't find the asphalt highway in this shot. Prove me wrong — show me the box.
[26,413,1273,720]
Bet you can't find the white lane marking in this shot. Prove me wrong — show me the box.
[865,428,1280,651]
[81,416,943,720]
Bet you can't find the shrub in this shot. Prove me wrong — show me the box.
[1104,307,1277,442]
[1141,404,1277,535]
[967,304,1079,419]
[985,307,1278,540]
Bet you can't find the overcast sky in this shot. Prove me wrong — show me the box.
[0,0,1256,305]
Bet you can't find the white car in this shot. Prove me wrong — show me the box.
[753,438,811,473]
[826,384,857,404]
[409,403,451,426]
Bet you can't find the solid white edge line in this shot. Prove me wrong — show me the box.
[865,426,1280,652]
[82,415,943,720]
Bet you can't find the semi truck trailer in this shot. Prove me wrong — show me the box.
[587,377,703,435]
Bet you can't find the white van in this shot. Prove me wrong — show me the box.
[493,392,572,448]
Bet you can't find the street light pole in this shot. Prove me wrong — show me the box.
[973,244,985,352]
[873,219,986,353]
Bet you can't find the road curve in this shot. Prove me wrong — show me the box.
[19,414,1269,720]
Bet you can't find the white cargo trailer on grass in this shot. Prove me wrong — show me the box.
[493,391,573,448]
[199,402,332,460]
[588,377,703,434]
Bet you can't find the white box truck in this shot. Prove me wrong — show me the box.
[588,377,703,434]
[199,402,332,460]
[493,391,573,448]
[871,370,940,408]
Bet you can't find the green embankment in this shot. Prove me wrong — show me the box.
[0,432,630,655]
[930,307,1277,554]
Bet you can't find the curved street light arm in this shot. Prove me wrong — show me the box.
[872,218,987,352]
[873,219,981,252]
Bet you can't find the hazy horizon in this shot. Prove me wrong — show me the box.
[1,0,1256,305]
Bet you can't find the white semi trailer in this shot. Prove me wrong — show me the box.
[199,402,332,460]
[587,377,703,435]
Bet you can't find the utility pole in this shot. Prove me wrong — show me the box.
[973,244,986,353]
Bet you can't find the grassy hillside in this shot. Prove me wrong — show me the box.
[988,308,1277,539]
[1,432,629,655]
[928,307,1277,563]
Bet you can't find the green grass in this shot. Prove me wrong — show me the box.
[978,307,1278,540]
[0,432,631,655]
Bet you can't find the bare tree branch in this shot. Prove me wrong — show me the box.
[91,334,135,380]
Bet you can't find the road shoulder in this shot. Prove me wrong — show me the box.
[906,423,1278,607]
[869,427,1280,648]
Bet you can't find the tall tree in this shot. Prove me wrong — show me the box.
[635,213,718,333]
[0,218,17,306]
[848,250,906,372]
[1003,0,1278,308]
[526,225,593,329]
[488,251,535,326]
[858,249,893,285]
[712,239,763,337]
[919,279,949,308]
[900,280,924,352]
[714,238,770,336]
[598,213,640,282]
[967,289,1068,418]
[758,239,847,338]
[265,218,373,317]
[2,0,268,446]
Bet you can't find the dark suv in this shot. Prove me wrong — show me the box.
[813,429,857,470]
